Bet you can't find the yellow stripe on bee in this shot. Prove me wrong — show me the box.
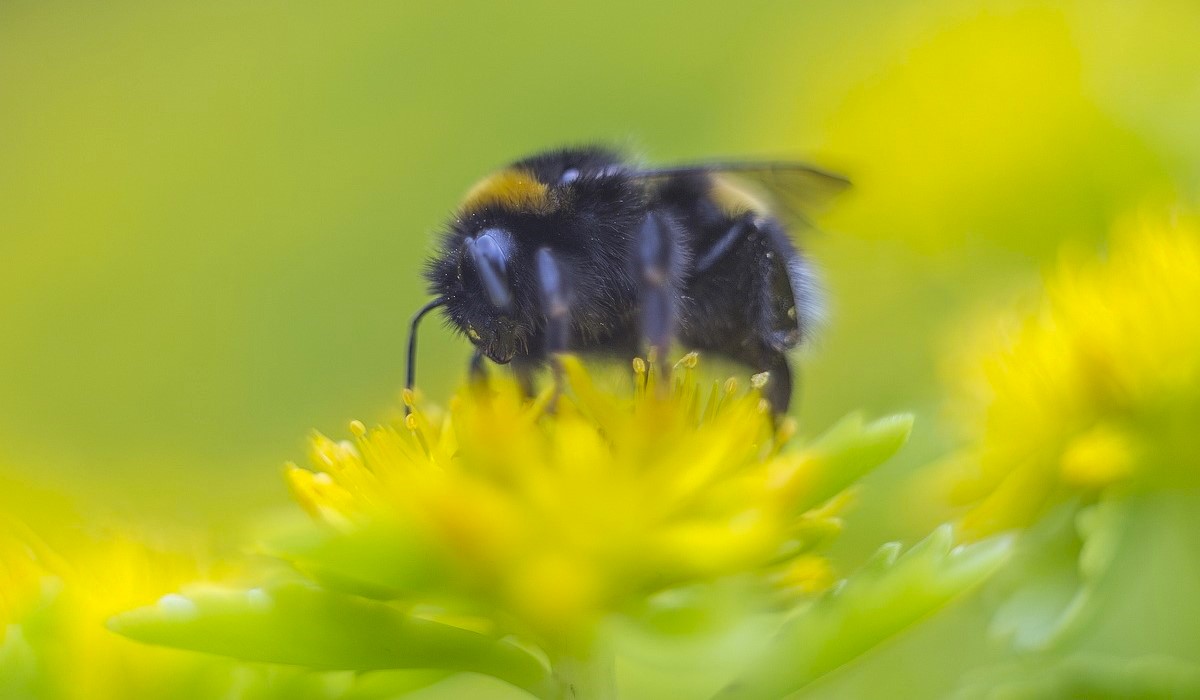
[461,168,555,215]
[710,173,770,218]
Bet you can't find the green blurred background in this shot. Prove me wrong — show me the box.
[2,0,1195,551]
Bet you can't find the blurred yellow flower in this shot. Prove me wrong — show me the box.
[809,7,1165,250]
[945,211,1200,537]
[1,515,64,633]
[286,355,904,644]
[0,500,249,699]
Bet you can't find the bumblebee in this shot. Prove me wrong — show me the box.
[407,147,847,412]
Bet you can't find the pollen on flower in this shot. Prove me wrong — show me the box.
[676,351,700,370]
[632,357,647,374]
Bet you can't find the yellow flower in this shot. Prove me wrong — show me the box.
[0,515,65,632]
[944,212,1200,538]
[801,7,1165,251]
[0,496,253,700]
[107,358,919,698]
[286,355,905,642]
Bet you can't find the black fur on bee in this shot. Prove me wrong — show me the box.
[409,146,847,413]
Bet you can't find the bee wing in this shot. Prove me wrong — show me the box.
[632,161,850,230]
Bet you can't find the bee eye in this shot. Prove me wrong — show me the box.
[466,325,482,341]
[560,168,580,184]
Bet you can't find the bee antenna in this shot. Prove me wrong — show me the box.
[405,296,448,408]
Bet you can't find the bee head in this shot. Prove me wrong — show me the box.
[432,227,530,364]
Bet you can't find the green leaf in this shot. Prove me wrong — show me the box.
[950,654,1200,699]
[260,521,444,600]
[715,525,1012,699]
[108,582,551,698]
[0,625,38,698]
[989,498,1126,652]
[341,670,455,700]
[793,413,914,513]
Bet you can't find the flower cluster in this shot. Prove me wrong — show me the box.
[944,213,1200,537]
[285,355,896,641]
[107,356,1005,700]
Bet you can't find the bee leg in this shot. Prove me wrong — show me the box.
[468,348,488,385]
[695,218,752,272]
[758,349,794,414]
[535,247,570,404]
[637,210,680,382]
[512,358,537,399]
